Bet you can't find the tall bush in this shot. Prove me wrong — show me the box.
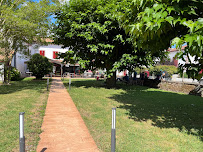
[10,67,21,81]
[149,65,178,77]
[28,54,53,79]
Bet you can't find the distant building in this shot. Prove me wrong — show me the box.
[11,40,79,77]
[160,45,196,67]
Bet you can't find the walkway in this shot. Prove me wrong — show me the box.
[37,78,99,152]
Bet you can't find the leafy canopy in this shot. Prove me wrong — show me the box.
[124,0,203,79]
[0,0,59,51]
[0,0,59,83]
[54,0,163,77]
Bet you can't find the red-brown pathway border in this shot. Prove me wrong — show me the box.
[37,77,99,152]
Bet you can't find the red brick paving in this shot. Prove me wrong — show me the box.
[37,78,99,152]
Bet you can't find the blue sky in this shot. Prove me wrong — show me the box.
[32,0,57,23]
[171,42,187,48]
[51,15,57,24]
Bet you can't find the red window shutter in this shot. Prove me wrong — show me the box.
[53,51,55,58]
[173,58,178,67]
[40,50,45,56]
[53,51,56,59]
[56,51,58,58]
[53,51,58,59]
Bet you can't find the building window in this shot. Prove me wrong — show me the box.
[53,51,58,59]
[40,50,45,56]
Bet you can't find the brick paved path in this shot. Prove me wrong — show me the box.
[37,78,99,152]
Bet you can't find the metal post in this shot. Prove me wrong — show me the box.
[47,78,49,91]
[61,64,63,79]
[69,78,71,91]
[182,70,184,83]
[19,112,25,152]
[111,108,116,152]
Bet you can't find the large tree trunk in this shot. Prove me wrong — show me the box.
[3,62,8,84]
[3,61,11,84]
[3,47,13,84]
[106,71,116,88]
[8,64,11,84]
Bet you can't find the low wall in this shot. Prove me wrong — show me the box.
[142,79,203,97]
[158,81,197,94]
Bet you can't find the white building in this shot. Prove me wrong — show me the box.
[11,41,79,77]
[165,45,196,67]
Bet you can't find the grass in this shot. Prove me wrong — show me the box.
[63,79,203,152]
[0,77,50,152]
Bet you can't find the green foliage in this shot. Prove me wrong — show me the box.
[0,0,59,83]
[0,0,58,48]
[178,63,203,80]
[10,67,21,81]
[133,67,147,74]
[55,0,203,83]
[124,0,203,79]
[54,0,132,71]
[148,65,178,77]
[54,0,162,84]
[28,54,53,79]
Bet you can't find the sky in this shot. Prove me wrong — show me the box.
[51,15,57,24]
[32,0,59,23]
[171,42,187,48]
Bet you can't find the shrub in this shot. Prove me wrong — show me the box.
[148,65,178,77]
[10,67,21,81]
[134,67,148,73]
[28,54,53,79]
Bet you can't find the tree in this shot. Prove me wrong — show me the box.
[28,54,53,79]
[54,0,163,87]
[0,0,59,84]
[123,0,203,80]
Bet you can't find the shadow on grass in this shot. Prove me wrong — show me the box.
[64,79,106,89]
[111,87,203,141]
[69,80,203,141]
[0,78,48,94]
[65,79,125,89]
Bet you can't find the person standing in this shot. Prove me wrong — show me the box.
[140,72,144,86]
[133,71,137,85]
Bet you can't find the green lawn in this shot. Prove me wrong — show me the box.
[0,78,49,152]
[63,79,203,152]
